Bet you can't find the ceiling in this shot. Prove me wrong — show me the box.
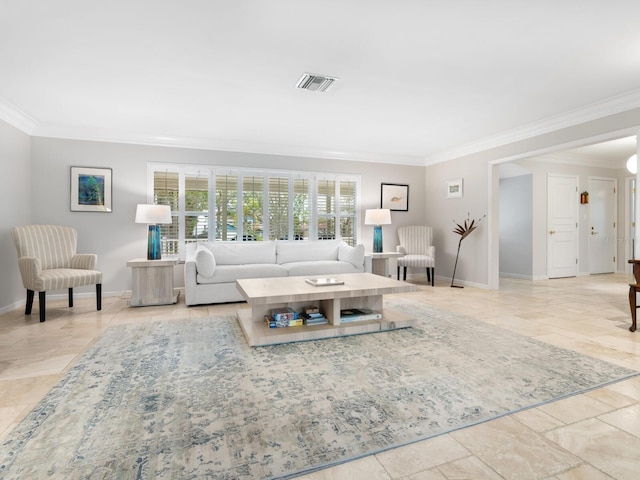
[2,1,640,165]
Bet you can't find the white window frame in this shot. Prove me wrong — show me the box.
[147,163,361,258]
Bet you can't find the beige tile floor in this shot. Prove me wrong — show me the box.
[1,274,640,479]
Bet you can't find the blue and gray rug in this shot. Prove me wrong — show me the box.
[0,301,637,479]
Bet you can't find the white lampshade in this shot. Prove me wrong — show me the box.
[627,154,637,174]
[135,204,172,224]
[364,208,392,225]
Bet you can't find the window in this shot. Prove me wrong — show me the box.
[215,174,238,241]
[153,170,179,255]
[149,164,360,257]
[268,176,289,240]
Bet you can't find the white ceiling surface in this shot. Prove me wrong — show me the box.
[2,1,640,165]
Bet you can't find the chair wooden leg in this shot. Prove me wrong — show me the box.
[403,267,407,281]
[25,289,34,315]
[431,267,435,287]
[630,285,637,332]
[426,268,431,283]
[39,291,46,323]
[397,266,400,280]
[68,288,73,307]
[96,284,102,311]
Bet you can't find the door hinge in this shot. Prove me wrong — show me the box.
[614,187,616,194]
[614,256,616,263]
[576,258,578,264]
[614,221,616,228]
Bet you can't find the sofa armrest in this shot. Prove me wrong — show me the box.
[71,254,97,270]
[364,254,372,273]
[396,246,406,254]
[184,244,199,306]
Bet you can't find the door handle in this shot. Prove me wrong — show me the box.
[591,227,598,235]
[549,230,555,235]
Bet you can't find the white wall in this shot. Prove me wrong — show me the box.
[514,158,627,277]
[424,156,489,287]
[23,136,425,304]
[499,174,533,278]
[0,120,31,313]
[425,107,640,288]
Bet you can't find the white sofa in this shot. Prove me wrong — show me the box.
[184,239,371,305]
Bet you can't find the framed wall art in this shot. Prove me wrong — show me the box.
[381,183,409,211]
[70,166,112,212]
[446,178,463,199]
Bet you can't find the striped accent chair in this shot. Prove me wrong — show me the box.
[11,225,102,322]
[396,226,435,286]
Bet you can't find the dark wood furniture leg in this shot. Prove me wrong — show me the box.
[39,291,46,322]
[629,285,637,332]
[25,289,34,315]
[97,284,102,311]
[68,288,73,307]
[628,259,640,332]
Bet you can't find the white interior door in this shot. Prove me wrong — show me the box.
[589,177,617,274]
[547,174,578,278]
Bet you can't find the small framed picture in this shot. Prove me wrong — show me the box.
[70,166,112,212]
[447,178,463,199]
[381,183,409,211]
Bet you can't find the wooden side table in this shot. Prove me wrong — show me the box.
[127,257,179,307]
[370,252,404,277]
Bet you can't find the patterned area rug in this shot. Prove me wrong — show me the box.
[0,301,637,479]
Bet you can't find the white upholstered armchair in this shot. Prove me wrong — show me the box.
[11,225,102,322]
[396,226,435,286]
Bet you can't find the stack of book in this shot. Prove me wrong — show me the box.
[300,306,328,326]
[264,307,303,328]
[339,308,382,323]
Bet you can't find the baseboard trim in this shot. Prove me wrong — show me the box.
[499,272,533,280]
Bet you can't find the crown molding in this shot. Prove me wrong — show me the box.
[0,97,37,134]
[7,87,640,167]
[32,123,426,166]
[425,88,640,165]
[529,151,626,169]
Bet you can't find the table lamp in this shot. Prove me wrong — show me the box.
[135,204,172,260]
[364,208,392,253]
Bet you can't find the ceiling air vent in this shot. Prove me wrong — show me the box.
[295,73,338,92]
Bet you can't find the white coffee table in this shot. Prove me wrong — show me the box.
[236,272,417,346]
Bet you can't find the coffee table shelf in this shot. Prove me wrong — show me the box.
[236,273,417,347]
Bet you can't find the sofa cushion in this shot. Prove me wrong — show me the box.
[195,244,216,278]
[197,264,288,284]
[338,243,365,268]
[276,240,341,264]
[210,240,276,265]
[284,260,361,276]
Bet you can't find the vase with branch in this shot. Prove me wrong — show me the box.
[451,213,485,288]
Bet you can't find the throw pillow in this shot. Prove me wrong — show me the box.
[338,243,365,268]
[195,245,216,278]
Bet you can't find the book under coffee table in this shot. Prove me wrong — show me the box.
[236,272,417,346]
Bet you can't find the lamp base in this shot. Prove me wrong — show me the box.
[373,225,383,253]
[147,225,162,260]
